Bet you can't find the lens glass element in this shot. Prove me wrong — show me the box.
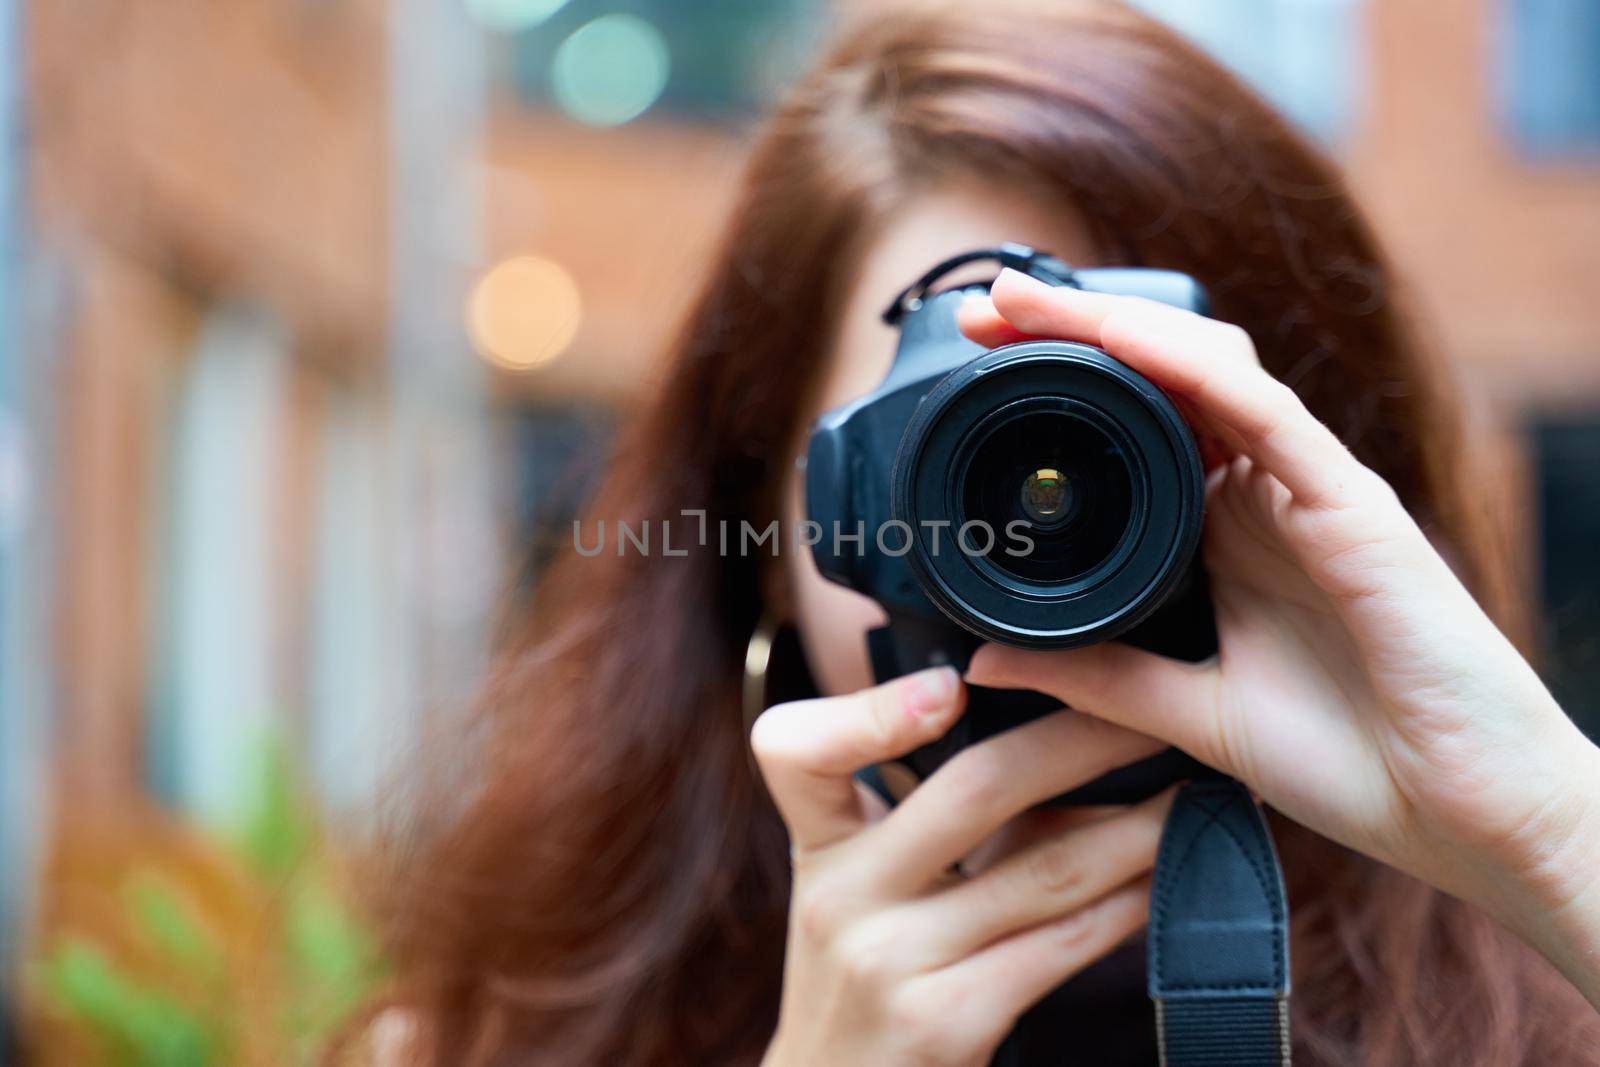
[960,408,1134,584]
[1020,468,1071,526]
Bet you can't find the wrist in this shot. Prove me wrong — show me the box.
[1493,733,1600,1008]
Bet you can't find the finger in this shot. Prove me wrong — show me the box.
[956,803,1124,877]
[986,268,1256,366]
[962,285,1246,471]
[1171,393,1234,472]
[900,788,1173,968]
[986,268,1362,509]
[750,668,966,851]
[902,876,1151,1040]
[964,641,1229,773]
[956,292,1037,348]
[964,285,1241,473]
[851,709,1165,892]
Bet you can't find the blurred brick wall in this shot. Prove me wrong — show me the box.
[29,0,389,808]
[1351,0,1600,407]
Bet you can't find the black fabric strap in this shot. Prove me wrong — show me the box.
[1148,778,1291,1066]
[857,765,1294,1065]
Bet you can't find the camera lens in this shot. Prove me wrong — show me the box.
[960,410,1134,584]
[892,340,1203,649]
[1019,468,1070,526]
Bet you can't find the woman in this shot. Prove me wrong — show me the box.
[368,2,1600,1064]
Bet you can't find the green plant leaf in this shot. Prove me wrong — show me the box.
[123,872,224,982]
[35,937,219,1067]
[235,736,311,882]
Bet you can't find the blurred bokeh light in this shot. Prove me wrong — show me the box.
[468,254,583,370]
[551,14,671,126]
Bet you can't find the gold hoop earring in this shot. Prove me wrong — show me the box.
[743,613,782,738]
[742,613,785,792]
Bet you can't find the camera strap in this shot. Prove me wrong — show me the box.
[1148,777,1291,1066]
[856,761,1293,1066]
[880,242,1074,325]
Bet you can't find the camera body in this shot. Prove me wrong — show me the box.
[804,246,1216,803]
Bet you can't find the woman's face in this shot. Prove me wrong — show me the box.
[781,181,1100,698]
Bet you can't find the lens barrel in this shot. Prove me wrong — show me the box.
[891,341,1204,649]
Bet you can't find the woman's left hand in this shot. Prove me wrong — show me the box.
[958,268,1600,1007]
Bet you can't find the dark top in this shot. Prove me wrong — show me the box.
[995,940,1158,1066]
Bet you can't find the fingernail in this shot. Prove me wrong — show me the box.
[962,643,1000,685]
[996,266,1053,292]
[903,667,960,717]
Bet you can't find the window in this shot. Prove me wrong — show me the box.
[1498,0,1600,158]
[1532,412,1600,745]
[481,0,822,124]
[1127,0,1365,142]
[148,306,290,820]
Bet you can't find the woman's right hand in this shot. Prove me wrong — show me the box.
[753,667,1173,1067]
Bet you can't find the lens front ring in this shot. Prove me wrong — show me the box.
[891,341,1204,649]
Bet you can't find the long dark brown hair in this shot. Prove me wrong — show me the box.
[369,3,1600,1063]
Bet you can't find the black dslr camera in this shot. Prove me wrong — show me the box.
[804,245,1216,804]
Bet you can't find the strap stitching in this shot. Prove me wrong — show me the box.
[1153,788,1283,992]
[1151,782,1287,994]
[1154,787,1284,990]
